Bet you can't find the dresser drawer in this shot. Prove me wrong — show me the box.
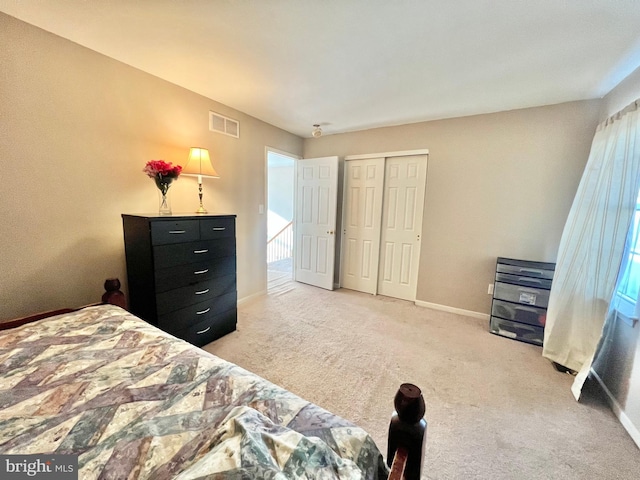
[495,272,552,290]
[490,316,544,346]
[494,281,550,308]
[491,299,547,327]
[200,217,235,240]
[154,238,236,269]
[155,274,237,314]
[178,309,237,347]
[155,256,236,292]
[158,291,237,334]
[151,220,200,245]
[155,260,214,293]
[496,262,554,280]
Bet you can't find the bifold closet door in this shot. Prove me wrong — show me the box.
[340,157,385,294]
[377,155,427,301]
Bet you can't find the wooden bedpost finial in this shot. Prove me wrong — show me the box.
[394,383,426,424]
[102,278,127,310]
[387,383,427,480]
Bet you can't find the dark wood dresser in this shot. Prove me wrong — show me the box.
[122,214,237,346]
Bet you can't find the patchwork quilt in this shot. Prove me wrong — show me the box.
[0,305,388,479]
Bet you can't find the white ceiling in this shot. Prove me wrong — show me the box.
[2,0,640,138]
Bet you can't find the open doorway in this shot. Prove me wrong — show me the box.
[266,149,296,292]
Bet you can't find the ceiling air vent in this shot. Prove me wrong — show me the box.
[209,111,240,138]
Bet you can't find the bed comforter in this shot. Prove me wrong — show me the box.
[0,305,387,479]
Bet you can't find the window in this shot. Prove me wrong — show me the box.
[614,192,640,322]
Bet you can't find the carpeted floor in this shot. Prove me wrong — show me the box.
[203,279,640,479]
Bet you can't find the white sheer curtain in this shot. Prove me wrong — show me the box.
[542,100,640,400]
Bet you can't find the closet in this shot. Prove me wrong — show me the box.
[340,150,428,301]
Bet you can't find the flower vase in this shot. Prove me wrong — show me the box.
[155,176,174,215]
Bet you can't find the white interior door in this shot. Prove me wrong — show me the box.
[340,157,385,294]
[377,155,427,300]
[294,156,339,290]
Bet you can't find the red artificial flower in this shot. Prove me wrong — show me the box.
[143,160,183,179]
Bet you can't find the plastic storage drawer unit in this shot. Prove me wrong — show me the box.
[489,257,555,346]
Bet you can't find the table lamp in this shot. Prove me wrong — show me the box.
[182,147,219,213]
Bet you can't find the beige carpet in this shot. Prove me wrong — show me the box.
[204,280,640,479]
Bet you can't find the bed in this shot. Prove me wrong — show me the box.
[0,286,425,479]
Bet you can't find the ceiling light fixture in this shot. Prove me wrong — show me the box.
[312,124,322,138]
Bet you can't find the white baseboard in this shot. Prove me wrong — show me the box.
[238,289,267,306]
[591,369,640,449]
[414,300,489,321]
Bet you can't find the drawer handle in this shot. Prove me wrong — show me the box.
[194,269,209,275]
[518,287,540,293]
[196,326,211,335]
[519,268,543,275]
[515,305,538,312]
[169,230,186,234]
[212,227,226,231]
[519,277,542,284]
[195,289,210,295]
[193,249,209,254]
[196,308,211,315]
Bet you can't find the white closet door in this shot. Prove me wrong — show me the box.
[294,156,339,290]
[377,155,427,301]
[340,157,385,294]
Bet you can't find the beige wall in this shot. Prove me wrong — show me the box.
[0,13,303,320]
[303,100,601,314]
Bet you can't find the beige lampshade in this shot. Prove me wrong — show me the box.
[183,147,220,178]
